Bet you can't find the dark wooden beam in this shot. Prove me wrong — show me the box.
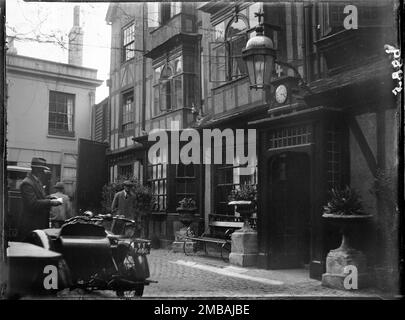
[347,115,377,177]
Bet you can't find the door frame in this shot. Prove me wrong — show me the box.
[259,143,314,269]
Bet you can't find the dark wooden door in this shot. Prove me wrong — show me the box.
[268,151,311,268]
[76,139,108,213]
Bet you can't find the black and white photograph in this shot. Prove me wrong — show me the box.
[0,0,403,303]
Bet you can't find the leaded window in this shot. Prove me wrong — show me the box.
[268,125,313,150]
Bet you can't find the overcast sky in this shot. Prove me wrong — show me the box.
[6,0,111,104]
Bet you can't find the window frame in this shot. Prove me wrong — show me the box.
[147,162,167,213]
[213,133,258,215]
[209,14,252,85]
[122,22,135,63]
[159,2,182,26]
[121,90,134,133]
[48,90,75,137]
[153,53,195,117]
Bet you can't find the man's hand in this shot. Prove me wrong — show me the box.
[50,198,63,206]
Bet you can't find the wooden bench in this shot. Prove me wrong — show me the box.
[183,214,247,261]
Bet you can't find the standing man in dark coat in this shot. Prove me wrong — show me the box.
[19,157,62,240]
[111,180,136,219]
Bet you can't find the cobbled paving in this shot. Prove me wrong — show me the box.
[52,249,387,299]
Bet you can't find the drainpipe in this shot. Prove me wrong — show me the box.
[141,2,146,132]
[0,0,7,295]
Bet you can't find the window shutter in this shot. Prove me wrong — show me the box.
[209,41,227,83]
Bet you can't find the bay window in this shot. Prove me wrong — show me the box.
[153,54,195,116]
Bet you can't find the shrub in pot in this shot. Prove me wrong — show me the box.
[177,198,197,227]
[322,186,372,251]
[228,184,257,230]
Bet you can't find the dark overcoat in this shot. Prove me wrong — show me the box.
[111,190,136,219]
[19,173,52,239]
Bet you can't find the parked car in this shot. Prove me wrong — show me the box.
[6,165,31,241]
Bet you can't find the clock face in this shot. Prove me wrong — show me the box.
[275,84,288,104]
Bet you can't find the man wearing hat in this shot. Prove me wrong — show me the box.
[19,157,62,239]
[49,182,73,228]
[111,180,136,219]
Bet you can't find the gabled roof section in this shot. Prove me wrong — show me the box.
[105,3,118,24]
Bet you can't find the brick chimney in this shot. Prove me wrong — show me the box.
[68,6,83,66]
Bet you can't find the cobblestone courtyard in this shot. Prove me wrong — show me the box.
[52,248,389,299]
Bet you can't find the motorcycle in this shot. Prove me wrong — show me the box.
[23,212,156,298]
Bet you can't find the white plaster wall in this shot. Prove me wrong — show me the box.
[7,71,95,166]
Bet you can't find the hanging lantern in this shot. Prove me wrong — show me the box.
[242,24,276,90]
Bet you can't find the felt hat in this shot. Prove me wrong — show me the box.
[31,157,50,171]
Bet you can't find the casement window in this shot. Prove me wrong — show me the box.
[320,2,392,37]
[118,164,133,179]
[176,163,198,208]
[214,138,258,215]
[153,54,195,116]
[159,2,182,25]
[209,2,266,85]
[147,162,167,212]
[48,91,75,137]
[209,15,249,84]
[122,23,135,62]
[121,91,134,132]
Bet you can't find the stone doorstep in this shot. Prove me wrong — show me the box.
[229,252,257,267]
[322,272,371,290]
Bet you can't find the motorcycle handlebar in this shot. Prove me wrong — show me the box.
[64,214,136,225]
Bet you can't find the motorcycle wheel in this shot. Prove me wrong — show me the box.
[116,284,144,298]
[116,246,145,298]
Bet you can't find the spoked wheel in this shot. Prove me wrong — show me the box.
[183,227,197,256]
[116,284,144,298]
[220,242,231,261]
[116,246,145,298]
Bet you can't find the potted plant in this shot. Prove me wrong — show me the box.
[176,197,197,227]
[228,184,257,230]
[322,186,372,251]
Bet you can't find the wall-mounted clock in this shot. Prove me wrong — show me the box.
[268,76,307,114]
[275,84,288,104]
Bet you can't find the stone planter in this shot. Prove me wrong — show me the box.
[322,214,373,290]
[177,208,197,228]
[172,207,197,253]
[228,200,254,231]
[228,200,258,267]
